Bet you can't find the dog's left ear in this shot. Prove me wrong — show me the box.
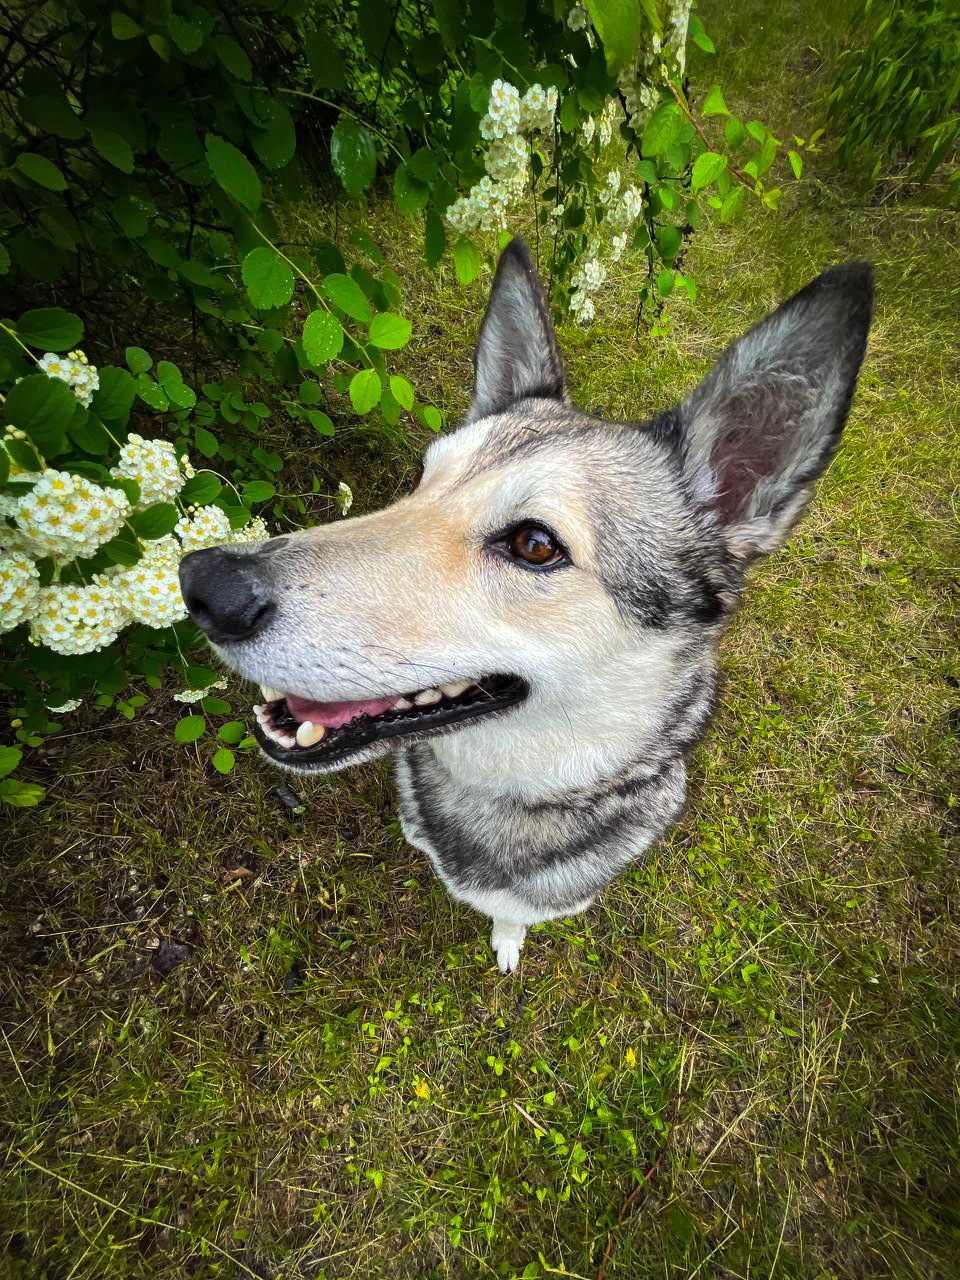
[465,238,567,424]
[670,261,874,563]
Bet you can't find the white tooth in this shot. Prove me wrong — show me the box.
[253,704,264,716]
[414,688,441,706]
[260,686,283,702]
[440,680,471,698]
[296,720,327,748]
[393,696,413,710]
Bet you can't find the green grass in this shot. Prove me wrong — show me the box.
[3,1,960,1276]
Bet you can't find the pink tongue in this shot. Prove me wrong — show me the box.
[285,692,397,729]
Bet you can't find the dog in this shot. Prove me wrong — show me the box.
[179,240,873,971]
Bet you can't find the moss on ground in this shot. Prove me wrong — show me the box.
[2,1,959,1276]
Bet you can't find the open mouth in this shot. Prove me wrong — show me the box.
[251,674,529,770]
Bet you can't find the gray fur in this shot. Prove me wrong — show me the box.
[182,243,874,971]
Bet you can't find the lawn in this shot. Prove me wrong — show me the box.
[2,1,959,1276]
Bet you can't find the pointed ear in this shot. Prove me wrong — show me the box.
[465,238,568,424]
[674,262,874,563]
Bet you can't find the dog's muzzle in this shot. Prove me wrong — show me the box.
[179,546,277,645]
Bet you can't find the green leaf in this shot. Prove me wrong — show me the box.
[100,527,141,565]
[3,373,75,455]
[180,473,221,504]
[166,381,196,410]
[68,410,111,455]
[135,374,168,411]
[349,369,381,414]
[423,405,443,432]
[656,269,674,297]
[641,103,683,158]
[212,747,235,774]
[584,0,642,77]
[394,163,431,214]
[368,313,412,350]
[0,778,45,807]
[16,153,67,191]
[689,14,715,53]
[205,134,261,211]
[656,224,683,263]
[434,0,466,47]
[303,310,344,365]
[691,151,727,192]
[218,721,246,744]
[125,346,152,374]
[110,11,142,39]
[174,715,206,743]
[91,129,134,174]
[322,274,372,324]
[330,117,377,198]
[389,375,414,410]
[242,480,276,503]
[0,245,9,275]
[305,32,345,89]
[250,107,297,171]
[306,410,334,436]
[702,86,730,117]
[200,696,231,714]
[725,117,746,149]
[0,746,22,779]
[242,248,295,309]
[212,34,251,81]
[788,149,803,179]
[130,503,179,538]
[194,426,218,457]
[425,209,446,269]
[168,15,203,53]
[112,194,149,238]
[91,367,136,422]
[720,186,745,223]
[452,236,483,286]
[16,308,82,352]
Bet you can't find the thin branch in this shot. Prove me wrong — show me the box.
[667,81,756,192]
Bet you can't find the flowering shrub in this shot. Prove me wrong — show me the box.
[0,315,279,803]
[1,0,804,803]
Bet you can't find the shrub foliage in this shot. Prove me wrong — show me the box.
[1,0,799,803]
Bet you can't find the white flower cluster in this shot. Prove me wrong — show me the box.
[568,179,645,324]
[480,79,522,141]
[38,351,99,408]
[445,80,558,237]
[111,434,192,507]
[113,536,186,629]
[0,550,39,631]
[173,677,227,704]
[31,576,129,655]
[567,5,589,31]
[2,435,270,651]
[337,482,353,516]
[13,470,130,562]
[174,504,232,552]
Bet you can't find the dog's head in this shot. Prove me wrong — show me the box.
[180,241,873,776]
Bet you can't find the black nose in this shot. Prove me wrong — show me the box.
[178,547,277,644]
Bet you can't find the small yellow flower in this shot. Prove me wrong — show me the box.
[413,1078,430,1101]
[624,1046,637,1069]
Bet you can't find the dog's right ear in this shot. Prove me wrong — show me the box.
[464,238,567,425]
[664,261,874,566]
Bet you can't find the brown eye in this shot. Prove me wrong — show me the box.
[510,524,562,566]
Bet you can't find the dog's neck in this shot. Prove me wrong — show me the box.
[425,641,717,801]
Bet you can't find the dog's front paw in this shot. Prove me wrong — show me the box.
[491,920,526,973]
